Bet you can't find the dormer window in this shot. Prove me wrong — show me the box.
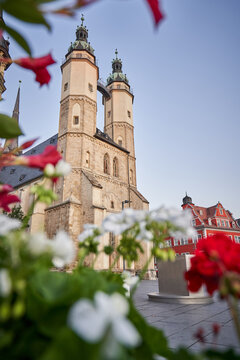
[220,208,223,215]
[192,219,196,226]
[208,218,212,225]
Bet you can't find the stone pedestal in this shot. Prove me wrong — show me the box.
[148,254,213,304]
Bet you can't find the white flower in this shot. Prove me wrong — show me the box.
[51,231,76,268]
[78,224,102,242]
[55,160,71,176]
[68,291,141,347]
[102,208,146,235]
[44,160,71,178]
[122,271,139,297]
[28,233,51,256]
[149,206,196,239]
[0,215,20,236]
[44,163,55,177]
[0,269,12,297]
[136,221,153,241]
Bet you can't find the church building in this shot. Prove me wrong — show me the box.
[0,17,153,273]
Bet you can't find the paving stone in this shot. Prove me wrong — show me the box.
[134,280,240,352]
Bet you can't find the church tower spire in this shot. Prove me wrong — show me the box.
[104,50,136,184]
[10,81,21,150]
[56,15,98,201]
[4,81,21,152]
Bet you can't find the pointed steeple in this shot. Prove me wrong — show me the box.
[4,81,21,152]
[12,82,20,123]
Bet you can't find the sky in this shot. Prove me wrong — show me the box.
[1,0,240,217]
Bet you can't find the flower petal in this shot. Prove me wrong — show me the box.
[68,299,107,342]
[112,317,141,347]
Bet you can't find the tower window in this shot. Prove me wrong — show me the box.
[117,84,121,89]
[64,82,68,91]
[104,153,110,174]
[111,201,114,209]
[108,111,111,118]
[86,151,90,168]
[73,116,79,125]
[88,83,93,92]
[127,111,131,118]
[130,169,133,184]
[117,136,123,147]
[113,157,119,177]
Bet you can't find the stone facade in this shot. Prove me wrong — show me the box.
[2,20,154,274]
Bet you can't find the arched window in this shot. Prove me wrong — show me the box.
[104,153,110,174]
[72,103,80,126]
[113,157,118,177]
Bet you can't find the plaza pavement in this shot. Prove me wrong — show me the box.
[133,280,240,353]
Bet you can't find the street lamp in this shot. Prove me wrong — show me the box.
[122,199,130,211]
[121,200,131,271]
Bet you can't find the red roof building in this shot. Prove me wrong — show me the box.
[170,194,240,255]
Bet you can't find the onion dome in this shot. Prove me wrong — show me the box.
[182,193,193,205]
[107,49,129,86]
[67,14,94,55]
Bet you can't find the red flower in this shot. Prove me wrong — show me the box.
[145,0,164,27]
[193,327,205,343]
[19,139,38,151]
[185,234,240,296]
[14,54,56,86]
[16,145,62,170]
[0,184,20,212]
[212,323,220,337]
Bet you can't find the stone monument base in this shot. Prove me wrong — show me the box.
[147,292,213,304]
[147,254,213,304]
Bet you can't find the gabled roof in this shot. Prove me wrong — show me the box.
[94,128,129,154]
[185,201,239,228]
[82,170,102,188]
[130,186,149,204]
[0,134,58,189]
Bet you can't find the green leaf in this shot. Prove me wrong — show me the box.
[0,23,32,55]
[1,0,51,30]
[0,113,23,139]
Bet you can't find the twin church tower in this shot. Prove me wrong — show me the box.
[3,17,152,272]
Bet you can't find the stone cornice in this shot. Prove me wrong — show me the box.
[46,199,82,212]
[58,132,130,157]
[105,122,134,131]
[60,94,97,108]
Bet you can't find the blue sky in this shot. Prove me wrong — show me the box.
[1,0,240,217]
